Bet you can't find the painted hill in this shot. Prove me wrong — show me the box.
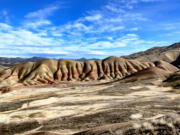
[123,42,180,67]
[0,56,178,92]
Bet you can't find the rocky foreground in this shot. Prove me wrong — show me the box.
[0,78,179,135]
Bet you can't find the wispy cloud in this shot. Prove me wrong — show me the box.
[0,23,12,30]
[0,0,174,58]
[86,34,167,50]
[25,5,60,19]
[141,0,164,2]
[22,3,61,32]
[84,14,102,21]
[24,20,52,29]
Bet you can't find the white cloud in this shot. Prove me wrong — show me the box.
[57,0,147,35]
[0,24,63,46]
[123,13,148,21]
[111,26,125,31]
[85,14,102,21]
[105,5,126,13]
[88,41,126,49]
[107,37,113,40]
[25,5,59,19]
[69,22,90,31]
[83,33,167,51]
[129,27,139,31]
[89,51,106,55]
[0,23,12,30]
[107,18,122,23]
[24,20,51,29]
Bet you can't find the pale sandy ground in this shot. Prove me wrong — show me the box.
[0,79,179,135]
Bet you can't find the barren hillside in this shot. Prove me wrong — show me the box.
[123,42,180,67]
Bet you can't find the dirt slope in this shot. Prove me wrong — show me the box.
[123,42,180,66]
[0,66,5,72]
[163,71,180,88]
[122,60,179,82]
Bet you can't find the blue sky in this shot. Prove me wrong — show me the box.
[0,0,180,59]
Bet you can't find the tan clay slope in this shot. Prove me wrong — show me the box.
[121,60,179,82]
[0,56,154,87]
[0,66,5,72]
[123,42,180,64]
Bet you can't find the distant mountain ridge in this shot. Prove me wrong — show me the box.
[0,57,43,67]
[0,57,99,67]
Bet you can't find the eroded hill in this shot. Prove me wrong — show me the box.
[0,56,178,92]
